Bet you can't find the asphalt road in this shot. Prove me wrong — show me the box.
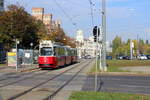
[1,59,150,100]
[0,59,94,100]
[82,75,150,95]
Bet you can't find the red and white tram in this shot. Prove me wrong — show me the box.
[38,40,77,68]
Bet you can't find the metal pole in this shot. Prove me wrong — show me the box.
[95,27,99,91]
[31,46,33,67]
[130,40,133,60]
[102,0,107,71]
[137,34,139,57]
[30,43,33,67]
[16,39,18,71]
[99,44,102,70]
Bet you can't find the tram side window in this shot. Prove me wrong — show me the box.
[57,47,65,56]
[58,47,63,56]
[54,47,58,56]
[40,47,53,56]
[68,49,71,56]
[61,48,65,56]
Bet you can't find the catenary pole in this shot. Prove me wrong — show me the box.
[16,39,18,71]
[95,26,99,91]
[102,0,107,71]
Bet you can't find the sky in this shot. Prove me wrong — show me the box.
[4,0,150,42]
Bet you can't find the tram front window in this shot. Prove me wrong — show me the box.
[40,47,53,56]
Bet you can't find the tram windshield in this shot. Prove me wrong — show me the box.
[40,47,53,56]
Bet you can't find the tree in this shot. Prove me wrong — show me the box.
[0,5,47,49]
[138,39,145,54]
[49,27,76,48]
[112,36,123,57]
[49,27,65,42]
[35,20,50,41]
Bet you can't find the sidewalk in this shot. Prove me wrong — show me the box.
[0,64,38,73]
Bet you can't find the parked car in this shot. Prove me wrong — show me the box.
[137,54,147,60]
[116,56,123,60]
[146,55,150,59]
[84,55,92,59]
[116,56,130,60]
[106,56,112,60]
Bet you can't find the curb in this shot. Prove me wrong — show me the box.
[88,72,150,76]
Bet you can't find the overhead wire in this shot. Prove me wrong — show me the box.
[53,0,78,28]
[88,0,95,27]
[65,0,89,8]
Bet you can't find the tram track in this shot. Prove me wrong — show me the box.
[0,69,51,88]
[0,68,42,82]
[43,60,93,100]
[6,60,90,100]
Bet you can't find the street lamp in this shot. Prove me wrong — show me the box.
[30,42,33,48]
[30,43,33,66]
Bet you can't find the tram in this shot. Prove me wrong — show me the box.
[38,40,77,68]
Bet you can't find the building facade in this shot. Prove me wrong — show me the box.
[0,0,4,12]
[76,29,84,58]
[76,30,84,43]
[32,8,44,21]
[43,14,52,25]
[76,30,112,58]
[82,39,97,57]
[32,7,56,34]
[32,7,61,34]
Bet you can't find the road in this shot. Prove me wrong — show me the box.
[1,59,150,100]
[82,74,150,95]
[0,59,94,100]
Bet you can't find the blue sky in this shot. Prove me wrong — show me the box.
[5,0,150,42]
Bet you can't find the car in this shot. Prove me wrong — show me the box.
[106,56,112,60]
[116,56,123,60]
[116,56,131,60]
[84,55,92,59]
[146,55,150,59]
[138,55,147,60]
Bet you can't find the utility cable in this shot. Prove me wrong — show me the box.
[88,0,94,27]
[53,0,78,28]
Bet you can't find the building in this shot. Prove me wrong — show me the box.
[76,30,112,58]
[43,14,52,25]
[0,0,4,12]
[32,7,61,34]
[32,8,44,21]
[43,14,53,33]
[83,39,97,57]
[76,30,84,43]
[76,29,84,58]
[32,7,53,33]
[54,20,61,28]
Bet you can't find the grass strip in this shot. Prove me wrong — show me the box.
[69,91,150,100]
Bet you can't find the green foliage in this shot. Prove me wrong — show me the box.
[112,36,123,57]
[69,91,150,100]
[49,27,76,48]
[0,4,76,49]
[112,36,150,58]
[0,5,47,49]
[90,60,150,73]
[107,60,150,72]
